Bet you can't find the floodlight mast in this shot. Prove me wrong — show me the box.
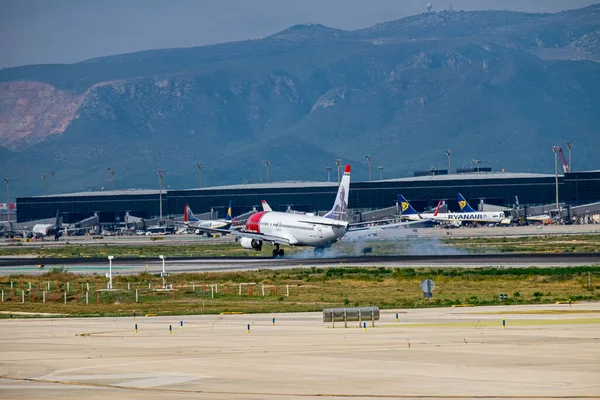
[157,169,164,220]
[566,142,573,171]
[552,146,560,217]
[445,150,453,174]
[335,159,342,184]
[42,173,47,194]
[326,166,332,182]
[4,178,10,223]
[196,164,204,188]
[263,161,271,182]
[365,155,373,182]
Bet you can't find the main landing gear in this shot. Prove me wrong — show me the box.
[272,244,285,258]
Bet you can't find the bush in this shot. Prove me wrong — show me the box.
[533,292,544,297]
[513,292,521,297]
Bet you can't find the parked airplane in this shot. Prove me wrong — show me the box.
[515,196,552,224]
[452,193,511,224]
[183,201,233,234]
[398,195,441,221]
[233,165,352,257]
[397,195,462,227]
[31,211,63,240]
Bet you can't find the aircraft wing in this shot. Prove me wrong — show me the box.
[231,230,292,246]
[297,220,347,228]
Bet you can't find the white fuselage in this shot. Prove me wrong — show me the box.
[403,211,507,224]
[32,224,54,236]
[190,220,230,230]
[401,213,436,221]
[434,211,507,223]
[246,211,347,247]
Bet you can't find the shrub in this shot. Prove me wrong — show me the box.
[533,292,544,297]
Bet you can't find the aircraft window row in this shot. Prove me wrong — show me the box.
[258,221,314,231]
[281,224,314,231]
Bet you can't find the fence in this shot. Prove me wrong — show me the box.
[0,280,293,304]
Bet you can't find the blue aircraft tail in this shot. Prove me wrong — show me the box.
[398,195,419,215]
[225,200,232,221]
[456,193,477,213]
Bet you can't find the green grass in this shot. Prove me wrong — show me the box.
[443,234,600,253]
[0,243,294,258]
[1,266,599,318]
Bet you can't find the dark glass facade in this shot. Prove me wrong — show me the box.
[16,172,600,223]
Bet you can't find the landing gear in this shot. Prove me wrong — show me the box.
[272,244,285,258]
[313,247,324,257]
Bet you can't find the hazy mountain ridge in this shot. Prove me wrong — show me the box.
[1,5,599,196]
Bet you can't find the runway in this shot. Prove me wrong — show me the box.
[0,252,599,275]
[1,304,599,399]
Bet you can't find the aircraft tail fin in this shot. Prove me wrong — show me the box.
[261,200,273,212]
[184,204,199,223]
[398,195,419,215]
[324,164,351,221]
[457,193,477,213]
[225,200,233,221]
[433,200,442,217]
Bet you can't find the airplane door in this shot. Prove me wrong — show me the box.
[318,226,323,238]
[277,222,282,231]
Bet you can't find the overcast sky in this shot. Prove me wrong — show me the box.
[1,0,597,67]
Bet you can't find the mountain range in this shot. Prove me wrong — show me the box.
[1,4,600,197]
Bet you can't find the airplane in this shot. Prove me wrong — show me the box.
[233,164,353,258]
[183,201,233,235]
[31,211,63,240]
[397,195,462,227]
[514,196,552,224]
[398,195,441,221]
[450,193,511,225]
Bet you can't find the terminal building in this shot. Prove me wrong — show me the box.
[15,170,600,224]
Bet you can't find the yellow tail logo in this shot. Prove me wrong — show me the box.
[401,202,409,212]
[458,200,466,210]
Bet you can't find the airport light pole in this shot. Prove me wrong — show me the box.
[159,255,167,289]
[108,168,116,191]
[445,150,453,174]
[108,255,114,290]
[566,142,573,171]
[42,173,47,194]
[3,178,9,223]
[378,166,384,180]
[196,164,204,188]
[326,167,332,182]
[263,161,271,182]
[50,171,56,194]
[157,169,164,220]
[335,159,342,184]
[365,155,373,182]
[552,146,560,216]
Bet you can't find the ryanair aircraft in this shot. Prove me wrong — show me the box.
[399,194,511,225]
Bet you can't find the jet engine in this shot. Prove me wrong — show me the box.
[240,237,262,251]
